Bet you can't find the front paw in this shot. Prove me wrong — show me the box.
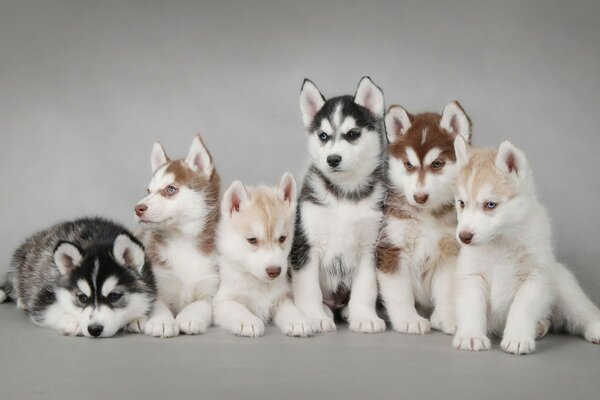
[61,316,82,336]
[144,318,179,338]
[391,315,430,335]
[176,317,208,335]
[430,312,456,335]
[281,320,315,337]
[126,317,148,333]
[349,314,386,334]
[308,315,336,333]
[453,334,491,352]
[501,336,536,355]
[584,320,600,344]
[233,317,265,337]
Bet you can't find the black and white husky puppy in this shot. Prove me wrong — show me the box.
[0,217,156,337]
[290,77,388,333]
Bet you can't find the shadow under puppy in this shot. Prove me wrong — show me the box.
[213,173,315,337]
[0,217,156,337]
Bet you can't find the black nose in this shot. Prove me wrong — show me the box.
[327,155,342,168]
[87,324,104,337]
[459,231,474,244]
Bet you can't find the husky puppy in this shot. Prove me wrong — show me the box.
[290,77,387,333]
[134,135,220,338]
[376,102,471,335]
[213,173,314,337]
[452,138,600,354]
[0,217,156,337]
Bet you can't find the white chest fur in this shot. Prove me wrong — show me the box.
[153,237,219,314]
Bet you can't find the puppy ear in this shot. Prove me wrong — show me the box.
[440,101,471,142]
[385,105,412,143]
[300,79,326,128]
[354,76,384,118]
[151,142,170,173]
[222,181,248,216]
[54,241,83,275]
[277,172,296,207]
[495,141,528,179]
[454,136,470,168]
[185,134,214,176]
[113,233,146,273]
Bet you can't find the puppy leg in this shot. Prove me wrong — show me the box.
[292,252,336,332]
[348,253,385,333]
[430,262,457,335]
[176,299,212,335]
[42,303,82,336]
[501,275,552,355]
[272,295,315,337]
[214,300,265,337]
[453,273,491,352]
[378,265,430,334]
[144,300,179,338]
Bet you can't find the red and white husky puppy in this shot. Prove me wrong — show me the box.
[133,135,220,337]
[213,174,314,337]
[452,138,600,354]
[377,102,471,334]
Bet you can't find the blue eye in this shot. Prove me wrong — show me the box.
[485,201,497,210]
[318,132,329,141]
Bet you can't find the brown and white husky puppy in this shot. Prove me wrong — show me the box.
[133,135,220,337]
[376,102,471,334]
[213,174,315,337]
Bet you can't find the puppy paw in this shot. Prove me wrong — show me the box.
[349,315,386,334]
[501,336,536,355]
[144,318,179,338]
[61,317,82,336]
[281,320,315,337]
[536,318,551,339]
[392,315,431,335]
[233,318,265,337]
[176,317,208,335]
[126,317,148,333]
[584,320,600,344]
[453,335,491,352]
[308,316,337,333]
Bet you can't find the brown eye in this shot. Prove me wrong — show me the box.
[431,160,445,169]
[77,293,89,303]
[165,186,178,196]
[458,200,465,209]
[404,161,414,170]
[247,237,257,245]
[279,235,287,244]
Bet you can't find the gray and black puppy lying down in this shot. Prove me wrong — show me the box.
[0,217,156,337]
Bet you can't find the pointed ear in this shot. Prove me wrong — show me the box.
[354,76,384,118]
[185,134,214,176]
[54,242,83,275]
[454,136,470,168]
[277,172,296,207]
[440,101,471,142]
[151,142,170,173]
[495,141,528,179]
[385,105,412,143]
[299,79,326,128]
[222,181,248,217]
[113,233,146,273]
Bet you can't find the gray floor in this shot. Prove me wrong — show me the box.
[1,304,598,400]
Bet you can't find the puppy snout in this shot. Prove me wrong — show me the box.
[134,204,147,217]
[459,231,474,244]
[87,324,104,337]
[266,266,282,279]
[413,193,429,205]
[327,155,342,168]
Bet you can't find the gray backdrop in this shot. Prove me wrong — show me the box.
[1,0,599,302]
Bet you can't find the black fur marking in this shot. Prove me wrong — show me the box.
[309,96,378,133]
[289,210,311,271]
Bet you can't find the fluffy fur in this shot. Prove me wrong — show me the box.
[290,77,387,333]
[0,217,156,337]
[452,138,600,354]
[134,135,220,337]
[376,102,471,335]
[213,174,314,337]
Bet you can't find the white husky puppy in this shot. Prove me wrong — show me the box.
[213,174,315,337]
[133,135,220,337]
[452,138,600,354]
